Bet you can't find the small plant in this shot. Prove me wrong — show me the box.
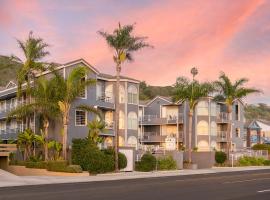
[215,151,227,164]
[157,156,177,170]
[238,156,266,166]
[135,153,156,172]
[193,147,198,152]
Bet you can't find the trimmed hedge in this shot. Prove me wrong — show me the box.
[25,161,47,169]
[9,160,26,166]
[47,161,82,173]
[72,139,127,174]
[238,156,266,166]
[157,156,177,170]
[215,151,227,164]
[135,153,156,172]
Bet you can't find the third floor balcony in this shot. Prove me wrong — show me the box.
[139,114,183,125]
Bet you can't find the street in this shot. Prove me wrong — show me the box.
[0,169,270,200]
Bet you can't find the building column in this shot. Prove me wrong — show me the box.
[247,128,251,147]
[257,129,261,144]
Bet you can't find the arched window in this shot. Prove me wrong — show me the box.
[128,85,138,104]
[119,85,125,103]
[197,101,209,115]
[210,121,217,136]
[197,140,209,151]
[119,110,125,129]
[128,112,138,130]
[118,136,124,147]
[105,111,114,129]
[197,120,209,135]
[127,136,138,148]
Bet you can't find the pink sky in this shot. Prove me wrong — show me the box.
[0,0,269,104]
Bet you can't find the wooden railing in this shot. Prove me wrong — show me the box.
[0,144,17,156]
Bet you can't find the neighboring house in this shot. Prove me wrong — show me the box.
[245,120,270,146]
[139,96,246,152]
[0,58,140,149]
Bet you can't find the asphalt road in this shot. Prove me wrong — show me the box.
[0,170,270,200]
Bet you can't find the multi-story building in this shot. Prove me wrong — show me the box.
[0,58,140,149]
[139,96,246,152]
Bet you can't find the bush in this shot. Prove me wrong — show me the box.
[103,148,127,170]
[238,156,265,166]
[72,139,115,174]
[47,161,82,173]
[9,160,26,166]
[25,161,47,169]
[263,160,270,166]
[157,156,177,170]
[215,151,227,164]
[135,153,156,172]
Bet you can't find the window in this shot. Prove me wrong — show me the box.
[128,112,138,130]
[119,85,125,103]
[197,140,209,151]
[128,85,138,104]
[105,111,114,129]
[78,77,87,98]
[119,110,125,129]
[197,101,209,115]
[118,136,124,147]
[105,84,114,102]
[235,128,240,138]
[75,110,87,126]
[197,120,209,135]
[0,101,6,112]
[0,121,6,133]
[96,82,103,100]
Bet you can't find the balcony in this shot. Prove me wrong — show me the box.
[96,93,115,109]
[216,112,229,123]
[139,114,183,125]
[216,131,227,142]
[140,132,183,143]
[105,121,114,129]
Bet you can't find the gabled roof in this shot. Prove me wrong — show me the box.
[98,73,140,83]
[145,96,173,107]
[5,81,17,89]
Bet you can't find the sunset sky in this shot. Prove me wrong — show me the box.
[0,0,269,104]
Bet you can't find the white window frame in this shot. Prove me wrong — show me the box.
[75,110,87,126]
[128,112,138,130]
[77,76,87,99]
[127,85,138,105]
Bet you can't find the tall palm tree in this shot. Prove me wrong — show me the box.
[11,31,52,128]
[87,118,107,144]
[55,66,100,160]
[98,23,152,171]
[214,72,261,156]
[173,76,214,163]
[8,77,60,160]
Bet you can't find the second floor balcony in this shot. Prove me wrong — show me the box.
[216,131,228,142]
[96,92,115,109]
[216,112,229,123]
[139,114,183,125]
[140,131,183,143]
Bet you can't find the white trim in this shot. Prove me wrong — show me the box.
[75,109,87,126]
[146,96,172,106]
[5,81,17,89]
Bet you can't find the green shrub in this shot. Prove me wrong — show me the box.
[103,148,127,170]
[9,160,26,166]
[157,156,177,170]
[135,153,156,172]
[72,139,114,174]
[25,161,47,169]
[215,151,227,164]
[263,160,270,166]
[238,156,266,166]
[46,161,82,173]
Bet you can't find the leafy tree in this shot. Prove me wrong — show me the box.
[17,129,35,160]
[173,76,214,163]
[98,23,152,171]
[214,72,261,155]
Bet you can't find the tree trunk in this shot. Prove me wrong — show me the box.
[62,121,68,160]
[188,111,193,163]
[226,105,232,159]
[114,64,120,172]
[44,119,49,161]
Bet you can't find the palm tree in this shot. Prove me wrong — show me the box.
[11,31,52,128]
[55,66,100,160]
[8,77,60,161]
[17,129,35,160]
[173,76,214,163]
[214,72,261,156]
[98,23,152,171]
[87,118,107,144]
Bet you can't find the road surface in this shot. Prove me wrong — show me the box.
[0,169,270,200]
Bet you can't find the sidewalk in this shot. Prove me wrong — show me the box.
[0,166,270,188]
